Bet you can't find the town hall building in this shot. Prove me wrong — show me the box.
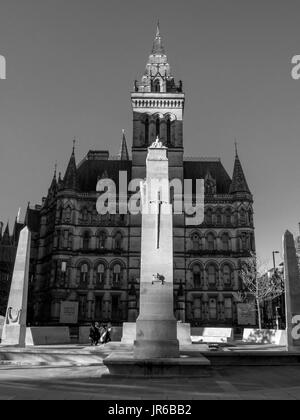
[19,25,255,328]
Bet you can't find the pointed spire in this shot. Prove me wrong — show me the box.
[50,162,58,189]
[229,147,251,195]
[234,138,238,157]
[119,130,130,161]
[62,140,78,191]
[156,20,160,37]
[4,222,9,235]
[17,208,21,224]
[151,21,165,55]
[2,221,11,245]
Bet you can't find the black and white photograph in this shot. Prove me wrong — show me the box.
[1,0,300,404]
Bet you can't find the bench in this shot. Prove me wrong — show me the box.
[191,327,234,344]
[243,329,287,345]
[26,327,71,346]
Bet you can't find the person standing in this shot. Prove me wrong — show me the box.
[89,322,100,346]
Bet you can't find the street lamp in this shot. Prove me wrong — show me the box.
[272,251,280,272]
[272,251,280,330]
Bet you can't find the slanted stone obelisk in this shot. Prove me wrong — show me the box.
[134,138,179,359]
[283,230,300,352]
[1,226,31,347]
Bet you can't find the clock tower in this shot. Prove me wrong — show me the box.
[131,24,185,181]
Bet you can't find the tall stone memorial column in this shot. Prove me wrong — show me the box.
[283,230,300,352]
[1,226,31,347]
[134,139,179,359]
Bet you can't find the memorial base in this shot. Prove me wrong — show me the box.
[134,319,180,359]
[1,325,26,347]
[103,353,211,377]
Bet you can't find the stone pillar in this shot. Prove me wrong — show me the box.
[1,227,31,347]
[134,141,179,359]
[128,284,137,322]
[283,230,300,352]
[87,291,94,321]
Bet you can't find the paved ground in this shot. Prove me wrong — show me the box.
[1,364,300,400]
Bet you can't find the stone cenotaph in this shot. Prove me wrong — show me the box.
[103,140,210,375]
[283,230,300,352]
[134,138,179,359]
[1,226,31,347]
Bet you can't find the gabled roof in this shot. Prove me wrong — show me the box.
[77,156,132,193]
[184,159,232,195]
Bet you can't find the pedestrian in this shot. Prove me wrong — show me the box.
[103,322,112,344]
[99,323,106,344]
[89,322,100,346]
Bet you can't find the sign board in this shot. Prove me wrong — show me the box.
[237,303,256,326]
[59,301,78,324]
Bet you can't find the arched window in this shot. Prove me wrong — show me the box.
[83,232,90,250]
[191,233,201,251]
[153,79,160,92]
[98,231,106,250]
[241,233,248,251]
[80,263,89,284]
[216,210,222,225]
[156,117,160,138]
[166,117,171,144]
[208,265,217,286]
[206,209,213,225]
[221,233,230,251]
[64,206,72,222]
[225,209,232,226]
[145,117,149,145]
[248,210,253,226]
[209,298,217,319]
[96,264,105,285]
[192,264,202,288]
[224,297,233,319]
[114,232,123,250]
[223,264,233,286]
[113,264,122,284]
[82,208,89,223]
[207,233,215,251]
[240,209,247,225]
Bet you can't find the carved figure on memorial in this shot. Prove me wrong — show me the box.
[151,136,164,149]
[7,307,22,324]
[152,273,165,285]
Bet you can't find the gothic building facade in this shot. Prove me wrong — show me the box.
[26,26,255,328]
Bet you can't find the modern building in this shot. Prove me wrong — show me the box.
[19,25,255,328]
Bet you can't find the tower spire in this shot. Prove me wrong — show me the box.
[229,147,251,195]
[119,130,130,161]
[156,20,160,37]
[152,21,165,55]
[234,138,238,157]
[62,140,78,190]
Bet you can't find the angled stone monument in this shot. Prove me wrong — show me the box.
[1,226,31,347]
[134,138,179,359]
[283,230,300,353]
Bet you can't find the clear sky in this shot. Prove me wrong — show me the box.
[0,0,300,267]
